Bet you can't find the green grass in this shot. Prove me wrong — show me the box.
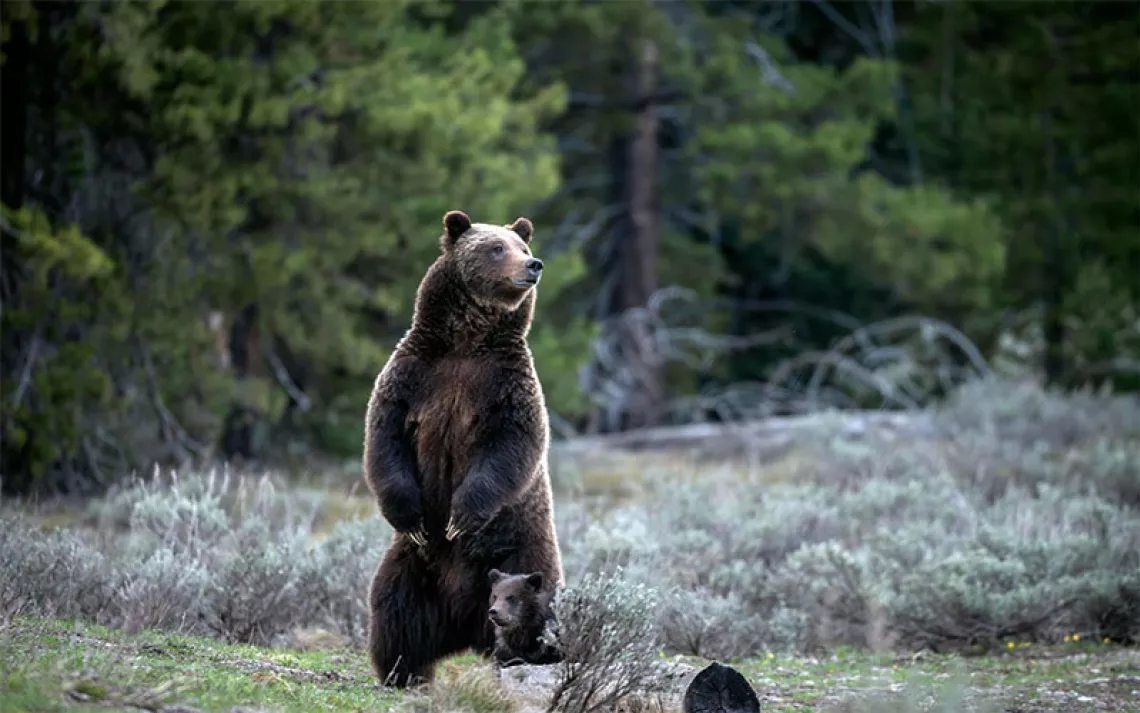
[3,617,1138,713]
[0,617,403,713]
[724,643,1140,712]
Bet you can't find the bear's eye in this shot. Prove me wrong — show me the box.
[506,595,517,605]
[492,244,504,256]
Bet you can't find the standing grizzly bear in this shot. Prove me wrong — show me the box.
[363,209,564,687]
[487,569,564,667]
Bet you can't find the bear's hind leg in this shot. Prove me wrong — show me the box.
[368,543,448,688]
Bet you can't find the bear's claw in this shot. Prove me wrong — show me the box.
[406,526,428,548]
[445,516,465,541]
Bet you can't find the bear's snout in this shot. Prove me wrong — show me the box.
[513,257,544,288]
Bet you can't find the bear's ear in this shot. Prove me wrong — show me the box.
[488,568,505,585]
[525,572,544,591]
[507,217,533,244]
[442,210,473,247]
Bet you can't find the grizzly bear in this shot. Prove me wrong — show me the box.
[487,569,563,667]
[363,209,564,688]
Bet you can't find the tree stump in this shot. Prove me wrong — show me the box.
[681,662,760,713]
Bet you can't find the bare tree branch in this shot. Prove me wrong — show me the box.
[136,337,205,461]
[582,297,994,433]
[745,42,797,95]
[9,326,42,410]
[265,348,310,413]
[548,203,624,258]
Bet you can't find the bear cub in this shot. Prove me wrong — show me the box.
[487,569,563,667]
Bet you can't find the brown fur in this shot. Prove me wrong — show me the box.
[363,209,563,688]
[487,569,563,667]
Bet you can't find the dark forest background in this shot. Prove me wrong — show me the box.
[2,0,1137,496]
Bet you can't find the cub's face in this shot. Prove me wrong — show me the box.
[441,211,542,310]
[487,569,545,630]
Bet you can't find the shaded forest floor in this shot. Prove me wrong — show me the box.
[2,618,1138,713]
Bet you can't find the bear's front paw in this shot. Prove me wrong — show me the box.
[445,509,487,541]
[444,514,466,541]
[378,485,425,537]
[405,523,429,549]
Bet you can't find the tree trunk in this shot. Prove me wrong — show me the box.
[220,304,261,462]
[614,38,663,430]
[621,39,660,317]
[589,36,663,434]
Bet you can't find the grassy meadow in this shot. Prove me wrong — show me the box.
[2,377,1139,712]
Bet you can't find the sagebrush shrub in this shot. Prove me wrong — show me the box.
[656,586,772,659]
[548,378,1140,657]
[302,515,391,645]
[115,545,209,635]
[2,376,1138,661]
[0,515,117,624]
[547,569,665,713]
[939,377,1140,446]
[201,519,316,645]
[1,471,392,648]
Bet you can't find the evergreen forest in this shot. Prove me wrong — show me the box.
[3,0,1138,495]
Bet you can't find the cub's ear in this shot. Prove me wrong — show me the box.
[442,210,473,248]
[507,217,533,244]
[525,572,544,591]
[488,568,505,585]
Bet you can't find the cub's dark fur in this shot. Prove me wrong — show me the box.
[488,568,563,667]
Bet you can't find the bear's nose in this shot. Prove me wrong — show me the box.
[525,258,544,277]
[488,607,500,618]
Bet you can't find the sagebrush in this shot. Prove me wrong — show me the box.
[545,569,665,713]
[1,377,1137,662]
[0,469,390,647]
